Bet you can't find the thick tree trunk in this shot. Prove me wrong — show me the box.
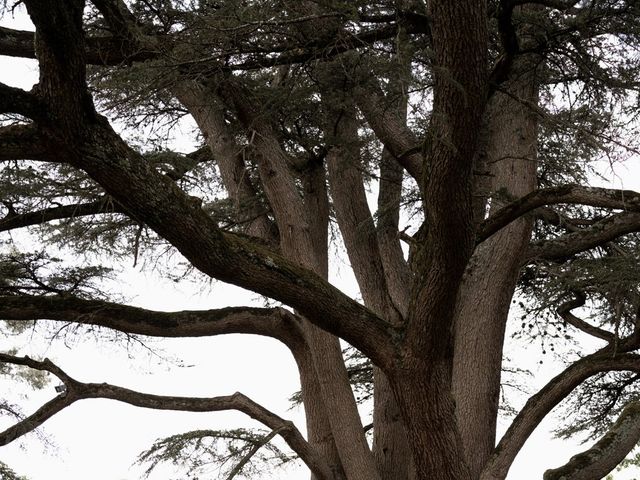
[452,62,539,478]
[392,365,472,480]
[372,369,414,480]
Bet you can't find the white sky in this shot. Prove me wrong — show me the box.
[1,6,640,480]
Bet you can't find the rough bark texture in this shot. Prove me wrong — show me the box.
[452,58,539,478]
[544,401,640,480]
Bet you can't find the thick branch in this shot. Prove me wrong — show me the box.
[0,295,304,350]
[524,212,640,262]
[557,292,615,342]
[480,353,640,480]
[544,401,640,480]
[0,353,332,480]
[185,23,416,73]
[0,26,156,65]
[479,185,640,243]
[173,82,278,242]
[353,80,423,182]
[324,96,398,322]
[489,0,520,90]
[0,124,47,161]
[0,82,45,120]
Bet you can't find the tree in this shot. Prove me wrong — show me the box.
[1,1,640,479]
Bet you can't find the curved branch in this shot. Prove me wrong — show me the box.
[543,400,640,480]
[480,353,640,480]
[557,292,615,342]
[0,353,332,480]
[0,295,304,350]
[524,212,640,263]
[479,185,640,243]
[0,355,77,446]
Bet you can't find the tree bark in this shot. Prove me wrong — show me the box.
[452,59,539,478]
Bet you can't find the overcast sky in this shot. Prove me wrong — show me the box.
[1,6,640,480]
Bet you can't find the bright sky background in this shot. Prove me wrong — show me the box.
[1,6,640,480]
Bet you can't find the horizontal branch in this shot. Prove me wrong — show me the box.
[0,82,45,120]
[557,292,615,342]
[0,147,216,233]
[0,26,156,65]
[0,124,47,161]
[524,211,640,263]
[0,353,332,480]
[0,294,304,350]
[479,185,640,243]
[543,400,640,480]
[480,352,640,480]
[0,19,424,72]
[0,198,121,232]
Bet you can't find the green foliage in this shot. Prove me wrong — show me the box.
[137,428,295,479]
[554,371,640,441]
[0,461,28,480]
[0,248,113,299]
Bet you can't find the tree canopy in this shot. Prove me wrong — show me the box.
[1,1,640,480]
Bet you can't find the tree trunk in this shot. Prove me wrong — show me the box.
[452,61,539,478]
[392,365,472,480]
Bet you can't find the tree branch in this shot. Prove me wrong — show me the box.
[479,185,640,243]
[225,427,282,480]
[0,17,423,72]
[0,353,333,480]
[524,212,640,263]
[543,400,640,480]
[480,353,640,480]
[0,295,305,350]
[0,25,157,65]
[0,354,77,446]
[0,82,45,120]
[0,124,47,161]
[376,149,412,315]
[489,0,520,91]
[173,82,278,243]
[353,79,423,182]
[557,292,615,342]
[0,198,122,232]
